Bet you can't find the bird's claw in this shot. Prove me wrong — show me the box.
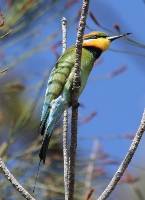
[72,102,80,109]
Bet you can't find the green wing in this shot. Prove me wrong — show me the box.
[46,47,76,101]
[41,45,95,121]
[41,47,76,121]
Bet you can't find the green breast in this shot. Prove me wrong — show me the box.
[79,47,96,94]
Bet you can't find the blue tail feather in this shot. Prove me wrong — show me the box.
[39,134,51,164]
[40,111,49,136]
[39,95,67,163]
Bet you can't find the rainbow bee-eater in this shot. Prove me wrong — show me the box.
[39,31,130,163]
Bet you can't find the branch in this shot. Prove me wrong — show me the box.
[62,17,67,53]
[85,188,95,200]
[85,140,99,190]
[0,158,37,200]
[97,109,145,200]
[63,108,69,199]
[61,17,69,200]
[68,1,90,200]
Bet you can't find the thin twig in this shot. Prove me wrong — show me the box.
[61,17,69,200]
[85,188,95,200]
[85,140,99,190]
[68,1,90,200]
[0,158,37,200]
[63,109,69,199]
[62,17,67,53]
[97,109,145,200]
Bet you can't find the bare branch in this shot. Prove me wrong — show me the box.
[61,17,69,200]
[63,108,69,199]
[68,1,90,200]
[62,17,67,54]
[85,188,95,200]
[0,67,9,75]
[97,109,145,200]
[0,158,37,200]
[85,140,99,190]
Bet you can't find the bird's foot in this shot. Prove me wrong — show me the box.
[71,102,80,109]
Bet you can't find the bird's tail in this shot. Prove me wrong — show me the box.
[39,134,52,164]
[39,95,67,163]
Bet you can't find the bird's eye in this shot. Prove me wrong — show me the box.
[99,35,108,38]
[88,35,99,39]
[91,35,98,39]
[84,34,108,40]
[91,35,108,39]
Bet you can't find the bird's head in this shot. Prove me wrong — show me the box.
[83,31,131,51]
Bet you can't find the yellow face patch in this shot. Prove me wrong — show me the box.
[83,38,111,51]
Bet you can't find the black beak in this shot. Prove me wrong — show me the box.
[108,33,132,42]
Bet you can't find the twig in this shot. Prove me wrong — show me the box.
[85,140,99,190]
[85,188,95,200]
[62,17,67,53]
[68,1,90,200]
[61,17,69,200]
[63,109,69,199]
[97,109,145,200]
[0,158,37,200]
[0,67,9,75]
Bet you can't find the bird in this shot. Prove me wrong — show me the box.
[39,31,131,164]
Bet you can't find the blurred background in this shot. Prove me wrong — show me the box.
[0,0,145,199]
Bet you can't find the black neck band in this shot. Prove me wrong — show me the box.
[84,46,102,60]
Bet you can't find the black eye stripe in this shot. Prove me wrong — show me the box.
[85,35,108,40]
[100,35,108,38]
[91,35,98,39]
